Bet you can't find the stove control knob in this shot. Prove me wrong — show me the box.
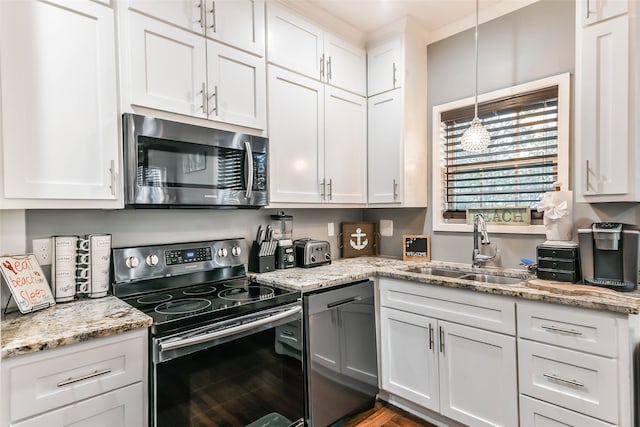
[217,247,228,258]
[125,256,139,269]
[231,246,242,257]
[145,254,159,266]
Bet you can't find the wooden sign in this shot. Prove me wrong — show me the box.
[403,235,431,261]
[0,254,55,314]
[340,222,379,258]
[466,206,531,225]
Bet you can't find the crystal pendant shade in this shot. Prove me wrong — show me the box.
[460,117,490,152]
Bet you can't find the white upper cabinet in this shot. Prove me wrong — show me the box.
[266,2,366,96]
[124,6,266,130]
[0,0,121,209]
[127,0,265,56]
[129,12,208,118]
[581,0,628,26]
[575,1,639,201]
[206,40,266,129]
[268,67,324,204]
[365,22,428,207]
[367,37,402,96]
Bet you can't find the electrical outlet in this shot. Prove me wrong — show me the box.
[327,222,335,237]
[33,238,52,265]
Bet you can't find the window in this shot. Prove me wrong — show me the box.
[432,73,570,234]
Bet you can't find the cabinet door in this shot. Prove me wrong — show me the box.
[266,3,323,80]
[379,307,439,412]
[129,11,207,118]
[367,89,402,204]
[206,41,266,129]
[367,38,402,96]
[438,321,518,427]
[520,395,614,427]
[205,0,265,56]
[339,302,377,385]
[324,34,366,96]
[324,87,367,204]
[12,383,144,427]
[579,15,629,198]
[582,0,628,26]
[0,0,118,201]
[267,66,323,203]
[127,0,204,33]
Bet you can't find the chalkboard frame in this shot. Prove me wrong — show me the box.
[402,235,431,261]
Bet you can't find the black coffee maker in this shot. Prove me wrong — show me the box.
[578,222,640,292]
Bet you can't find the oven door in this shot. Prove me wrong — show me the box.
[151,302,304,427]
[123,113,268,207]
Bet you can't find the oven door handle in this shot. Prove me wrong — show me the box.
[159,305,301,352]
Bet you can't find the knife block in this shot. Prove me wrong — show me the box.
[248,241,275,273]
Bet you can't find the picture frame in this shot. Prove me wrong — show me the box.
[402,235,431,261]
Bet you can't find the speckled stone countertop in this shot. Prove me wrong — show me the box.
[1,296,152,359]
[251,256,640,315]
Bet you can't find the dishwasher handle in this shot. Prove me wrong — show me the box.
[326,296,361,309]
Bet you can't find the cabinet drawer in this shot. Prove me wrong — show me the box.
[5,330,146,423]
[536,268,579,283]
[517,300,619,357]
[518,340,618,424]
[379,278,515,335]
[520,395,615,427]
[537,258,576,271]
[537,247,577,260]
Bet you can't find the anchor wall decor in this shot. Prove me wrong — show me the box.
[339,222,379,258]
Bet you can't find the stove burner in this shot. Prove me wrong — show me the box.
[182,285,217,296]
[137,294,173,305]
[155,298,212,315]
[218,286,275,302]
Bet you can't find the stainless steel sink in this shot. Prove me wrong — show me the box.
[406,266,527,285]
[459,273,525,285]
[406,267,466,278]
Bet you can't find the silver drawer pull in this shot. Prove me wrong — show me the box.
[541,324,583,336]
[543,373,585,388]
[57,368,112,387]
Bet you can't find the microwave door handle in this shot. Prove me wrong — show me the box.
[244,141,254,199]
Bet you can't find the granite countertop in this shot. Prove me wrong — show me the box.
[251,256,640,315]
[1,296,152,359]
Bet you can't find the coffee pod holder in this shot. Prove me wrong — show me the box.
[52,235,79,303]
[76,234,112,298]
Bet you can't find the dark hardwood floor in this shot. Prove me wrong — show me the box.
[342,401,437,427]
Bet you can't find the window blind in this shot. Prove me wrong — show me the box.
[440,86,559,217]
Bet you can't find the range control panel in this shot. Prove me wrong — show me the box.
[112,239,246,283]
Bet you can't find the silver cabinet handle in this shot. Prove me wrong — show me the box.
[200,82,206,114]
[585,159,590,191]
[109,159,117,196]
[327,178,332,201]
[244,141,253,199]
[393,179,398,201]
[208,85,218,115]
[439,326,445,354]
[428,323,434,351]
[327,56,332,80]
[543,373,585,388]
[585,0,590,19]
[320,178,326,200]
[197,0,204,29]
[320,54,325,79]
[57,368,112,387]
[541,325,583,336]
[392,62,397,87]
[210,0,216,31]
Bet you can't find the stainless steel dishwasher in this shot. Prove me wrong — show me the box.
[303,279,378,426]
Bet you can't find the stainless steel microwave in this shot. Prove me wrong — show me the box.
[123,114,268,208]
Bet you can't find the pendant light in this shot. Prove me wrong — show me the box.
[460,0,490,152]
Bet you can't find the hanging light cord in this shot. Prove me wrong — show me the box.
[473,0,479,120]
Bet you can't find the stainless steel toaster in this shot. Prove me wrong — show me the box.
[294,238,331,268]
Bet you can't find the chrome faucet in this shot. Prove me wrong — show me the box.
[472,213,497,267]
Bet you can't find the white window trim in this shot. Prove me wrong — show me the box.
[431,72,571,235]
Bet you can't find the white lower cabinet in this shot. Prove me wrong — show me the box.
[520,395,614,427]
[378,278,517,426]
[1,329,148,427]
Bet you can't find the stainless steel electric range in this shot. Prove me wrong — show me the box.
[112,239,304,427]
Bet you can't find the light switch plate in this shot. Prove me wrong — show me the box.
[380,220,393,237]
[328,222,335,237]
